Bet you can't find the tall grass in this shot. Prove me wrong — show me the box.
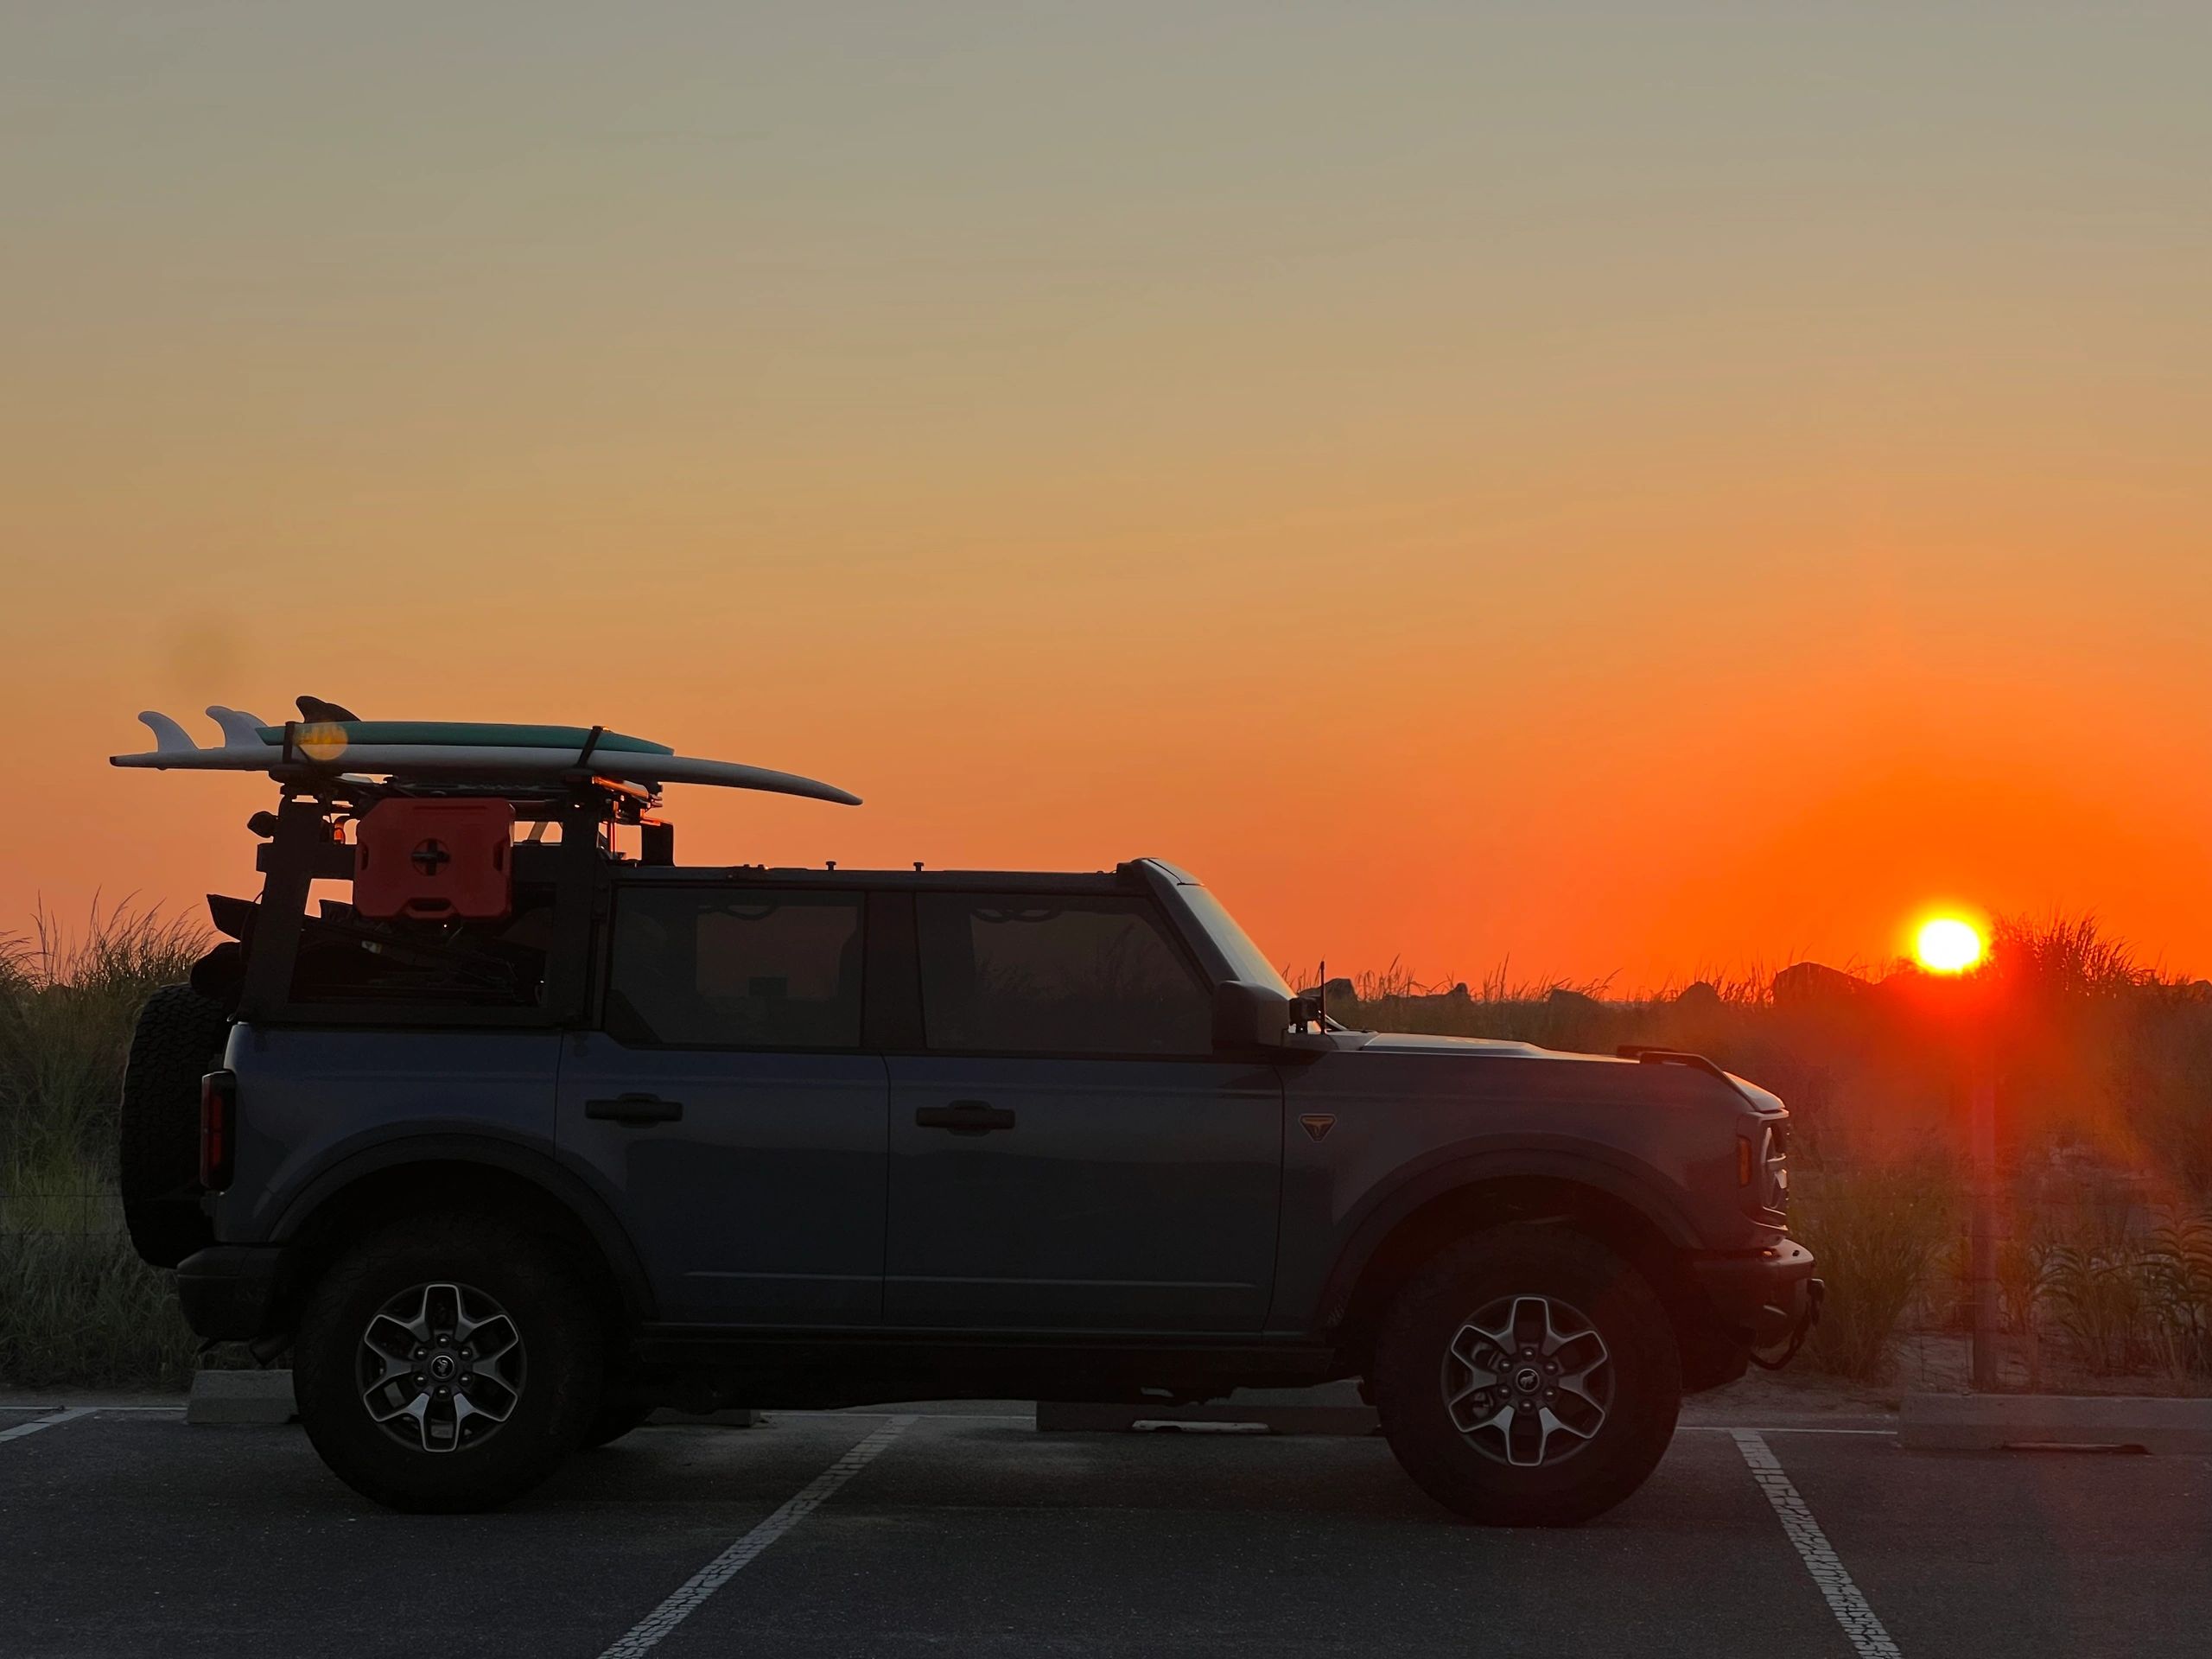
[2036,1212,2212,1381]
[0,903,207,1389]
[1789,1160,1957,1381]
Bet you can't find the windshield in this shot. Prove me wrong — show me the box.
[1178,885,1293,998]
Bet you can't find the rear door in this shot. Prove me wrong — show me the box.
[557,884,887,1327]
[884,890,1283,1333]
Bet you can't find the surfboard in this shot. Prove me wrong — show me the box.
[250,721,675,755]
[111,707,861,806]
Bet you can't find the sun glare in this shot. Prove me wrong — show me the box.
[1915,916,1985,974]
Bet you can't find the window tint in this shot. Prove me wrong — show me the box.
[608,888,863,1049]
[917,894,1210,1056]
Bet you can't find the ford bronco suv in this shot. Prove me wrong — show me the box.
[116,704,1818,1522]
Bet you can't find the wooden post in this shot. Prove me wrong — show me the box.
[1969,1051,2001,1391]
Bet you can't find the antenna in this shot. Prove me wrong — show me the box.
[1317,959,1326,1031]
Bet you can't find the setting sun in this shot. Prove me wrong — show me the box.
[1916,916,1986,975]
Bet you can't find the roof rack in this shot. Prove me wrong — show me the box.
[1616,1046,1735,1085]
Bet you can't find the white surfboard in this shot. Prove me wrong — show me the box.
[111,708,861,806]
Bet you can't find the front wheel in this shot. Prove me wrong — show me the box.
[1371,1226,1681,1527]
[294,1212,604,1512]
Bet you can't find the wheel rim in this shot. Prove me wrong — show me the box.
[357,1281,525,1453]
[1440,1293,1612,1468]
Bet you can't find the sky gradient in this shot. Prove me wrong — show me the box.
[5,3,2211,988]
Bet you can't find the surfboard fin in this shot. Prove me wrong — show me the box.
[137,710,199,755]
[207,706,272,749]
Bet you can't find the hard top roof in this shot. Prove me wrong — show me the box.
[613,859,1183,894]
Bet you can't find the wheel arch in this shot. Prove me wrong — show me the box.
[270,1137,655,1336]
[1319,1156,1710,1382]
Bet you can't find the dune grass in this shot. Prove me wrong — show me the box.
[1788,1160,1957,1381]
[0,903,207,1389]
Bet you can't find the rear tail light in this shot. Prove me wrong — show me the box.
[200,1071,237,1190]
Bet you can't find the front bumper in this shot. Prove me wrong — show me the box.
[175,1245,288,1341]
[1691,1238,1821,1349]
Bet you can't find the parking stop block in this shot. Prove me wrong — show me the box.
[186,1369,297,1426]
[1038,1385,1379,1435]
[1901,1393,2212,1454]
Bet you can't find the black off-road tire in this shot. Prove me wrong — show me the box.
[1371,1225,1681,1528]
[294,1211,605,1513]
[118,985,228,1268]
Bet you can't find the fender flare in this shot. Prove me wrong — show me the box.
[270,1132,657,1323]
[1313,1140,1700,1332]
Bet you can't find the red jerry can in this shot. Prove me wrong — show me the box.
[353,799,515,922]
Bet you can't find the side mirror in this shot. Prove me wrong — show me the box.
[1212,979,1292,1051]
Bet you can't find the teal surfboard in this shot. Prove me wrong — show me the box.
[252,721,674,755]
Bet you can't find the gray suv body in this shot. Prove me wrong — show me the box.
[135,781,1816,1520]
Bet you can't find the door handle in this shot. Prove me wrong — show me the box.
[913,1101,1016,1135]
[586,1092,684,1126]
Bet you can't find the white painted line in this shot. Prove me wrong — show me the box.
[597,1414,915,1658]
[1734,1429,1903,1659]
[0,1407,99,1444]
[1684,1425,1894,1437]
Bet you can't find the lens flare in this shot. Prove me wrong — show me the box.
[1915,916,1985,974]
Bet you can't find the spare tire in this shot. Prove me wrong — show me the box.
[118,984,229,1268]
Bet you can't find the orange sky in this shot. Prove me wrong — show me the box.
[5,7,2210,988]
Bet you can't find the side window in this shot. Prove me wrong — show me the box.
[916,893,1211,1057]
[607,888,864,1049]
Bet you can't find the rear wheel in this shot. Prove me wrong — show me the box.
[118,985,227,1268]
[294,1211,603,1512]
[1371,1226,1681,1527]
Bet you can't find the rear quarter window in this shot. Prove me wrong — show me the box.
[606,887,864,1049]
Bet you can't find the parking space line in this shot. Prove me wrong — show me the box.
[1733,1429,1902,1658]
[0,1407,99,1445]
[597,1414,917,1659]
[1685,1425,1893,1437]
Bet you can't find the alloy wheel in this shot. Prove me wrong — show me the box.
[357,1281,525,1453]
[1440,1293,1612,1467]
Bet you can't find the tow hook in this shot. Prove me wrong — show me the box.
[1749,1277,1823,1371]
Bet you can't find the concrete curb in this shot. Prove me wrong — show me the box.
[1901,1392,2212,1454]
[187,1369,297,1426]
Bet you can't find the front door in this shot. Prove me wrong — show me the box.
[885,891,1283,1333]
[557,883,886,1327]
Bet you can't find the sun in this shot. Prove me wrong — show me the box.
[1915,915,1985,974]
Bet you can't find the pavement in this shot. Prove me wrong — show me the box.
[1,1395,2205,1658]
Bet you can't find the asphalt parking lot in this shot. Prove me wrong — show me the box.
[2,1398,2205,1659]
